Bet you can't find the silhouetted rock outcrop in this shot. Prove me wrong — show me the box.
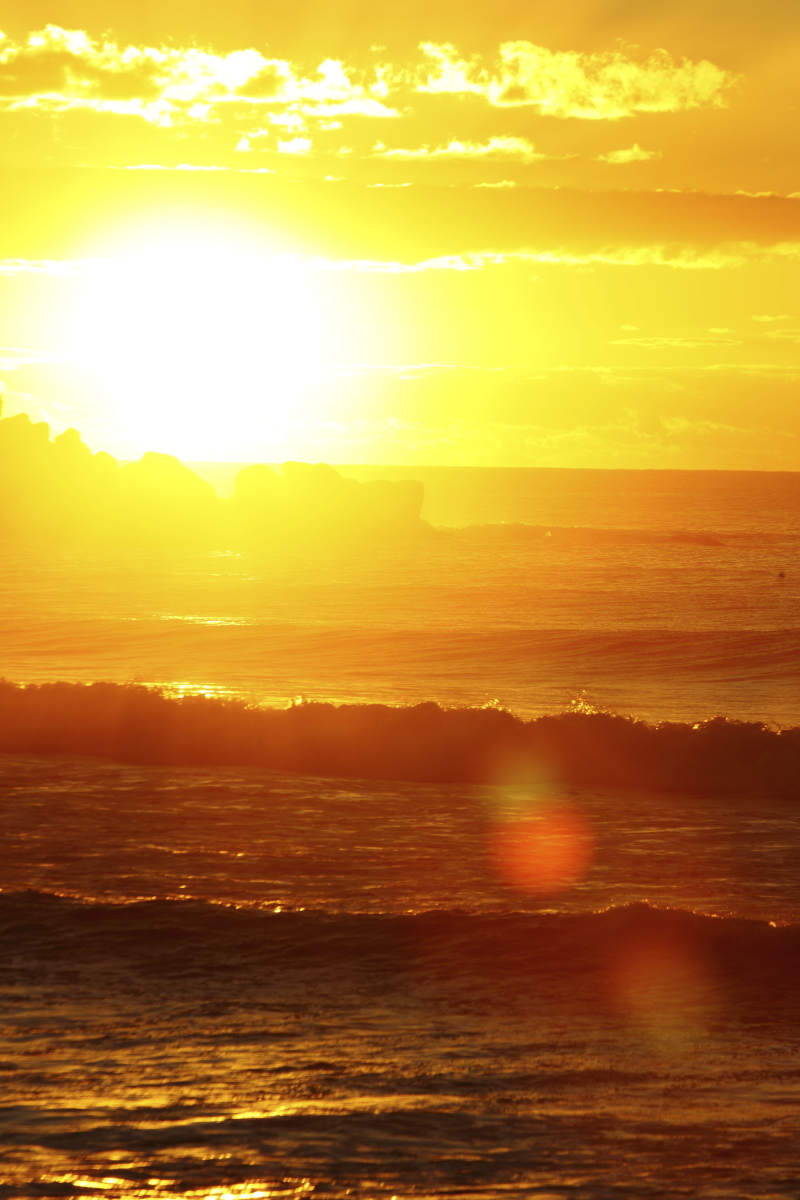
[229,459,427,540]
[0,406,427,545]
[230,463,282,538]
[270,461,423,537]
[0,412,117,541]
[115,452,221,545]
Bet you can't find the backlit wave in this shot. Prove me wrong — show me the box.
[2,680,799,795]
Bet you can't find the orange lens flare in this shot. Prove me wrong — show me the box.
[610,933,716,1034]
[490,804,594,895]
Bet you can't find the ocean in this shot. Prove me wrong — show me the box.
[1,466,800,1198]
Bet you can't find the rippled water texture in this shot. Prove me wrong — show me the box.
[1,756,800,1198]
[2,755,800,921]
[3,899,799,1200]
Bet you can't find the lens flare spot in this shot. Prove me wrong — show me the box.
[610,931,716,1037]
[490,804,594,895]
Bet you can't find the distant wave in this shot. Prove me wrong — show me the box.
[2,893,798,996]
[1,680,799,795]
[452,523,727,546]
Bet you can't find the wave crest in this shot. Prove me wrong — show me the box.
[1,680,798,795]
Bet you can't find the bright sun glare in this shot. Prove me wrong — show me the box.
[68,219,340,459]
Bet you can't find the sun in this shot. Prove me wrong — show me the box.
[65,217,340,460]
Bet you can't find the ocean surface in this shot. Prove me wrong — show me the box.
[1,466,800,1198]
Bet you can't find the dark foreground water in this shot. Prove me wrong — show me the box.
[1,754,800,1199]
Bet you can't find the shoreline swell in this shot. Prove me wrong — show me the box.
[2,893,799,1006]
[1,679,798,797]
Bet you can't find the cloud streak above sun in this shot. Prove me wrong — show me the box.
[416,42,736,119]
[0,26,735,146]
[597,145,661,164]
[372,137,548,163]
[0,26,400,129]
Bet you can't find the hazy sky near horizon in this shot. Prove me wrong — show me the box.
[0,1,798,467]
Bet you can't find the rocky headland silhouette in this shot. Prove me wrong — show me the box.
[0,407,428,544]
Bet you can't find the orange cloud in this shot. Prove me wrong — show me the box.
[313,244,800,273]
[597,144,661,164]
[612,335,742,347]
[372,136,547,163]
[0,26,737,166]
[417,41,736,119]
[0,27,399,131]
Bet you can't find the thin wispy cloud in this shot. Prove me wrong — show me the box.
[0,345,68,368]
[372,136,546,163]
[612,335,742,347]
[0,258,98,276]
[287,406,794,469]
[765,329,800,342]
[597,144,661,164]
[124,163,276,173]
[2,239,799,284]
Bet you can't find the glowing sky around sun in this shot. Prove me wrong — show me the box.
[0,0,798,466]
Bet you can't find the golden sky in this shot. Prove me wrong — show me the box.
[0,1,798,466]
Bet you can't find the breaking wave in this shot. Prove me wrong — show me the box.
[1,679,799,795]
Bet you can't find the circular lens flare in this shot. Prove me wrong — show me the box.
[490,804,594,895]
[609,931,716,1036]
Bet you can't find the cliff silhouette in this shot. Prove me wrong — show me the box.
[0,406,428,544]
